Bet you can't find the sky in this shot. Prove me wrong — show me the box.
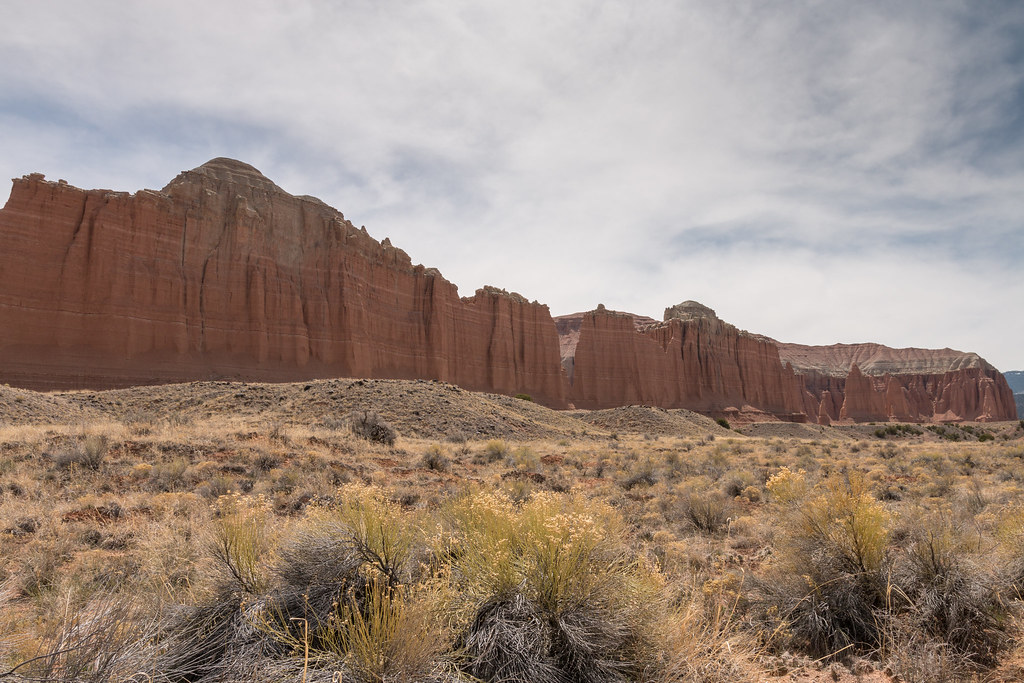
[2,1,1022,371]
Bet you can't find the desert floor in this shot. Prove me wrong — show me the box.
[2,378,1024,682]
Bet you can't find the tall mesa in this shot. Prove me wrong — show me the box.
[0,159,1014,423]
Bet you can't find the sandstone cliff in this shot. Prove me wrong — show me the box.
[1,159,1015,423]
[0,159,568,406]
[777,343,1016,423]
[555,303,808,419]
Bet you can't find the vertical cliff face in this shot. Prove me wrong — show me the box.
[1,159,1014,423]
[0,159,568,407]
[777,343,1017,423]
[554,305,1015,422]
[556,303,808,419]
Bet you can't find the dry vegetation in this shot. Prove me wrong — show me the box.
[2,379,1024,682]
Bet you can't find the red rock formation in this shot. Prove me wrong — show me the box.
[0,159,568,407]
[777,343,1016,423]
[556,303,808,419]
[1,159,1014,423]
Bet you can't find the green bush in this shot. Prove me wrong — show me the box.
[715,418,731,430]
[875,424,923,439]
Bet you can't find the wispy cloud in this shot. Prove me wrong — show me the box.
[1,0,1022,369]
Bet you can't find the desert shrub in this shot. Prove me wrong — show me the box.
[678,489,733,535]
[421,443,451,472]
[142,590,266,682]
[875,424,923,439]
[16,536,74,597]
[502,476,535,502]
[514,393,533,402]
[621,459,658,490]
[148,458,189,492]
[802,474,889,574]
[506,445,539,472]
[439,490,664,683]
[252,451,282,472]
[757,472,891,659]
[80,434,108,470]
[994,504,1024,595]
[721,469,758,498]
[885,517,1009,668]
[276,487,434,674]
[51,434,108,471]
[197,474,235,499]
[739,485,761,503]
[210,494,273,594]
[320,414,347,430]
[477,439,509,464]
[348,410,397,446]
[325,577,441,682]
[765,466,808,504]
[697,448,731,480]
[882,639,976,683]
[715,418,731,430]
[5,592,159,682]
[658,587,760,683]
[265,419,287,442]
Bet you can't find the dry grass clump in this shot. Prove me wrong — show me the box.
[757,470,1013,678]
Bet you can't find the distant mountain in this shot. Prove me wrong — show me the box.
[1006,372,1024,419]
[1005,371,1024,394]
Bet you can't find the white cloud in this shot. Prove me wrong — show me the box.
[1,0,1022,370]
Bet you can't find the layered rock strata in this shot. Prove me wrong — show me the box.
[555,303,808,420]
[554,307,1014,422]
[0,159,567,407]
[1,159,1015,423]
[776,343,1017,423]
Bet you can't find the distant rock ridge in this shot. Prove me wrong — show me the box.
[169,157,287,194]
[776,342,991,377]
[0,159,1015,423]
[664,300,717,321]
[1006,372,1024,420]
